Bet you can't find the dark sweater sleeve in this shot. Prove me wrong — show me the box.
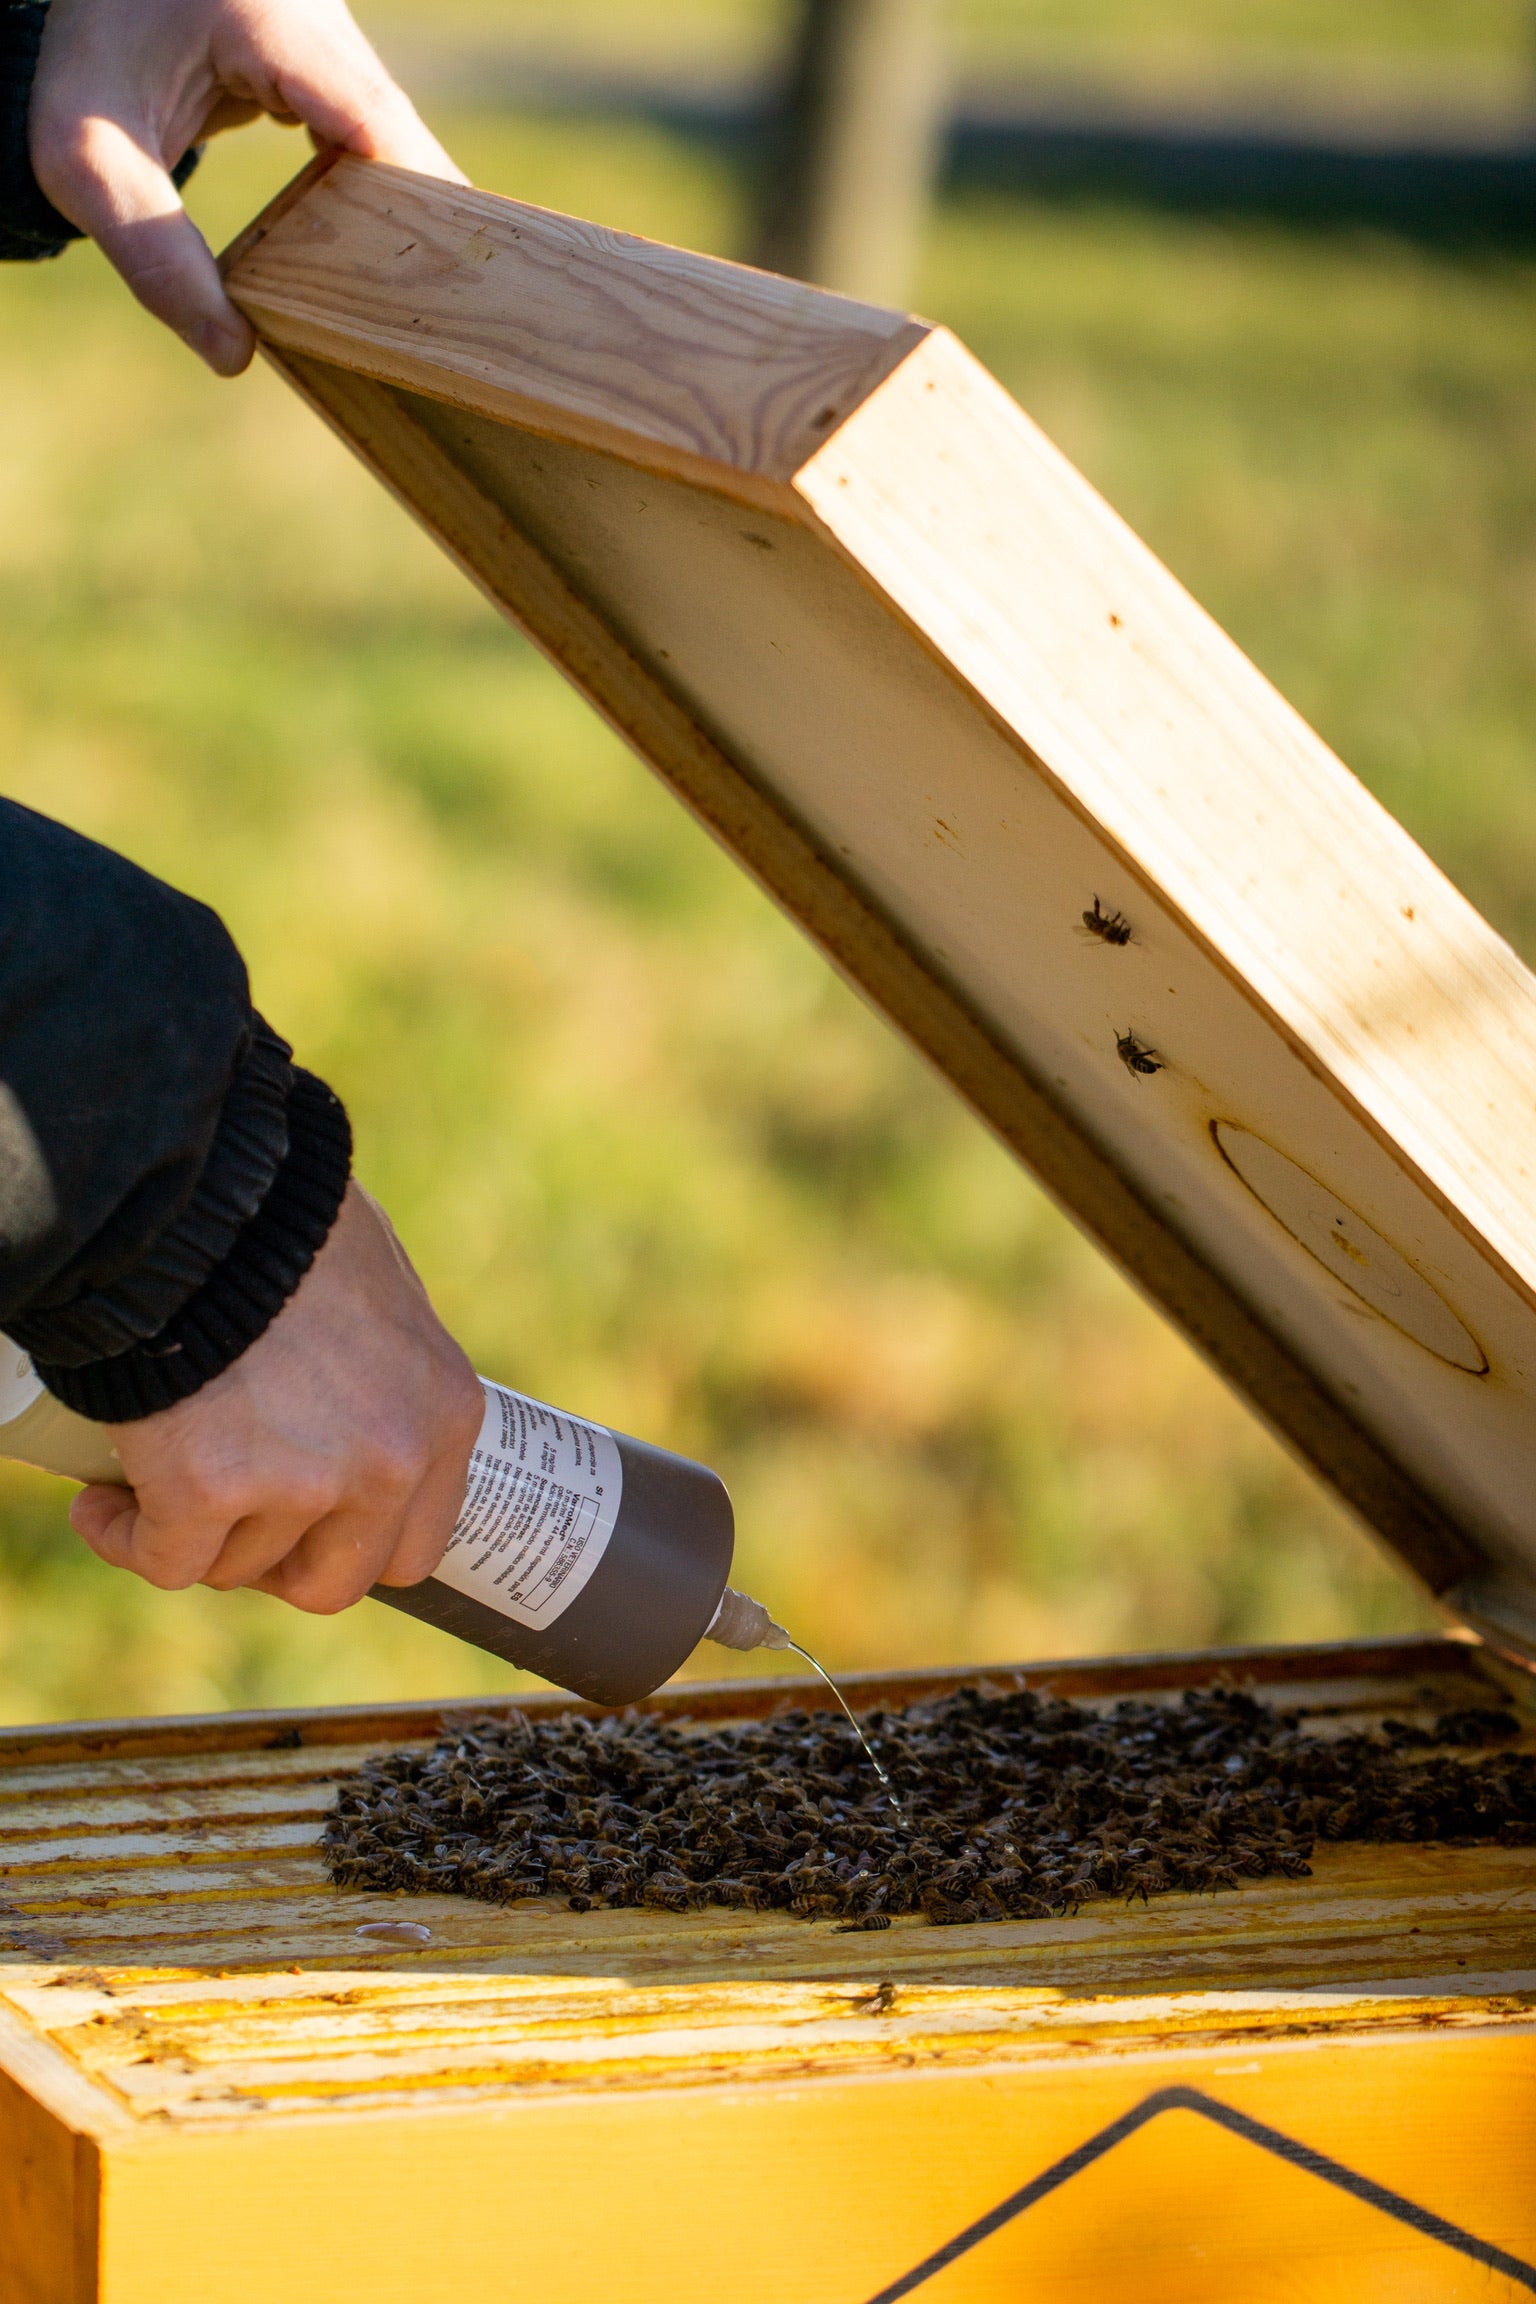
[0,0,198,263]
[0,800,351,1420]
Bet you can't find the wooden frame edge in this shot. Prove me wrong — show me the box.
[258,352,1480,1601]
[0,1635,1498,1770]
[212,160,1531,1618]
[0,1999,129,2304]
[216,145,342,280]
[791,327,1536,1331]
[219,157,932,514]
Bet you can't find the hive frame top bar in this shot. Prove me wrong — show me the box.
[0,1631,1493,1768]
[226,153,1536,1652]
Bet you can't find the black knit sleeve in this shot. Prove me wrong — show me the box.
[0,800,351,1420]
[0,0,198,263]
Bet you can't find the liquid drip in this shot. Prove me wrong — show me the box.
[786,1641,906,1822]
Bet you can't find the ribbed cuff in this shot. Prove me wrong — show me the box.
[9,1018,295,1366]
[35,1070,352,1421]
[0,3,200,263]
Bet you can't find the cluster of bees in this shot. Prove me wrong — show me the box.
[325,1685,1535,1930]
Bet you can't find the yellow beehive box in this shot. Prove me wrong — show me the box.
[9,157,1536,2303]
[1,1636,1533,2303]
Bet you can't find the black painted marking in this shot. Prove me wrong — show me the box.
[863,2084,1536,2301]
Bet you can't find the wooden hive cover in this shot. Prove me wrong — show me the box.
[225,155,1536,1655]
[2,1640,1535,2302]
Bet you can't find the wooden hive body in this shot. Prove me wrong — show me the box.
[220,154,1536,1656]
[9,161,1536,2300]
[0,1639,1534,2303]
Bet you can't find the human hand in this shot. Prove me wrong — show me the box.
[68,1182,485,1614]
[30,0,465,375]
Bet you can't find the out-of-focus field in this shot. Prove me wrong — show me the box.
[362,0,1531,75]
[3,1,1534,1721]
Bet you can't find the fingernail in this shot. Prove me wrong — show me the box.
[185,318,252,376]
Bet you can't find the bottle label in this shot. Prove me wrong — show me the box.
[432,1381,623,1628]
[0,1347,42,1426]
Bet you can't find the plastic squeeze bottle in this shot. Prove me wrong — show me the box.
[0,1349,787,1705]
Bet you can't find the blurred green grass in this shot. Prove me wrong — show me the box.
[7,60,1536,1718]
[360,0,1530,73]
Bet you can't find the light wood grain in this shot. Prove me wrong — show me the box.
[252,348,1480,1596]
[224,159,926,506]
[407,387,1530,1603]
[795,324,1536,1313]
[218,159,1536,1636]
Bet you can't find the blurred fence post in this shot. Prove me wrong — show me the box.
[753,0,948,308]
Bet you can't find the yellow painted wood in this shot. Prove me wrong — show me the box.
[0,2012,95,2304]
[0,1643,1533,2300]
[92,2032,1536,2304]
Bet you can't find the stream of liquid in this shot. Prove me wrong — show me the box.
[786,1640,906,1822]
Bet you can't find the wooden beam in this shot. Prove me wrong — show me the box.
[0,1632,1492,1768]
[221,158,1536,1643]
[222,158,925,505]
[263,348,1478,1598]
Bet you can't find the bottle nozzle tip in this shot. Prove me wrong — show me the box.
[705,1588,791,1655]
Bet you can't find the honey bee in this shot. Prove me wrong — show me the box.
[1082,897,1133,946]
[1116,1030,1164,1078]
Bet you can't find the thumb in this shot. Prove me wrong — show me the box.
[69,1480,142,1561]
[68,1480,228,1589]
[33,116,254,374]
